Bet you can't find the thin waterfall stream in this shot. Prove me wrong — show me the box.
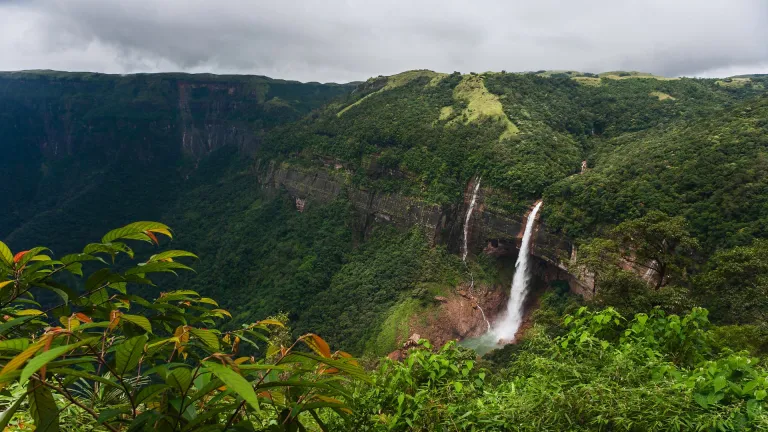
[468,271,491,331]
[462,177,482,262]
[460,177,490,330]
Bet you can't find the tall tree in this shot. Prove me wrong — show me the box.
[611,211,700,289]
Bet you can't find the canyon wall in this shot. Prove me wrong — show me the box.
[256,161,590,294]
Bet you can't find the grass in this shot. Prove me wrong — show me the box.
[650,91,676,101]
[572,77,602,87]
[337,70,446,117]
[371,298,422,356]
[535,70,585,77]
[449,75,519,140]
[337,91,381,117]
[716,78,751,88]
[439,106,454,120]
[600,71,679,81]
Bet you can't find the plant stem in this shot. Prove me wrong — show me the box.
[34,377,120,432]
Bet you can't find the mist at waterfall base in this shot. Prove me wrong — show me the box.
[460,201,543,356]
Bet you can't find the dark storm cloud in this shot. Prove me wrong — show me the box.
[1,0,766,82]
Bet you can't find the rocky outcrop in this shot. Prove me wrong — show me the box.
[177,82,263,159]
[257,161,452,243]
[257,162,590,293]
[0,72,353,163]
[410,282,507,348]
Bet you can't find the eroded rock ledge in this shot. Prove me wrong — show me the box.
[256,161,589,295]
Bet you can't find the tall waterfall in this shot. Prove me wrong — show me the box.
[494,201,543,341]
[462,177,482,262]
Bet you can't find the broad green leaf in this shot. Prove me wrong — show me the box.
[156,290,200,301]
[126,411,158,432]
[180,404,236,432]
[97,406,131,423]
[47,368,122,390]
[20,337,99,383]
[0,338,46,378]
[693,393,709,408]
[28,379,60,432]
[17,247,51,268]
[12,298,41,307]
[46,358,98,369]
[257,319,285,327]
[211,309,232,318]
[83,243,134,260]
[124,261,194,276]
[0,316,37,336]
[204,361,261,414]
[0,241,12,266]
[713,375,727,393]
[14,309,46,317]
[190,328,220,351]
[89,287,110,306]
[187,375,226,404]
[0,338,30,352]
[148,250,198,263]
[101,222,172,244]
[60,253,105,265]
[167,367,193,393]
[198,297,219,306]
[134,384,169,405]
[288,352,371,383]
[0,393,24,430]
[115,335,148,377]
[85,268,121,292]
[121,314,153,333]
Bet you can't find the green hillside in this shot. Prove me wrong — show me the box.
[2,69,768,430]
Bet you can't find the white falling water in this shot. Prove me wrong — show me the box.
[468,272,491,331]
[494,201,543,341]
[462,177,482,262]
[477,304,491,331]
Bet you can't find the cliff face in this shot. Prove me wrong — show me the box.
[0,71,353,163]
[257,161,589,293]
[0,71,354,240]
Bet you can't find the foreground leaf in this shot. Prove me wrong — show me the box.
[204,361,261,414]
[116,335,148,376]
[28,380,60,432]
[0,394,24,430]
[20,337,99,382]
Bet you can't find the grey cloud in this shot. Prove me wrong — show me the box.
[0,0,766,82]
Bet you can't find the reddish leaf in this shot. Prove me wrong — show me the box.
[302,333,332,358]
[144,231,159,245]
[12,251,28,263]
[74,313,93,323]
[108,310,122,331]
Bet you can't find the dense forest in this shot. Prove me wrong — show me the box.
[1,69,768,430]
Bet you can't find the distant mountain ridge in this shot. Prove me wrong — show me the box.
[1,69,767,354]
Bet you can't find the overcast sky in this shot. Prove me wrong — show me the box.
[1,0,766,83]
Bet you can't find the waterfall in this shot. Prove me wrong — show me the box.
[477,304,491,331]
[468,271,491,331]
[462,177,482,262]
[494,201,543,341]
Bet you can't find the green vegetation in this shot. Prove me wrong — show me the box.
[0,223,366,431]
[335,305,768,431]
[4,224,768,431]
[3,69,768,429]
[543,95,768,252]
[447,74,519,140]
